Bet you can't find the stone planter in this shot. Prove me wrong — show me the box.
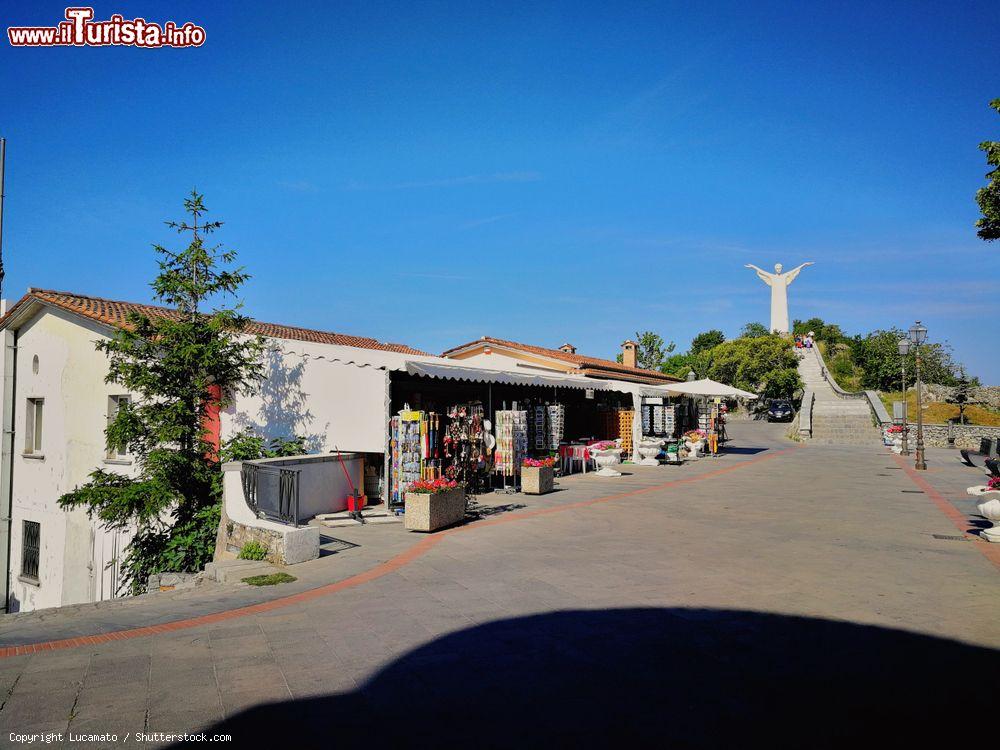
[637,438,665,467]
[405,488,467,532]
[967,487,1000,543]
[684,439,705,459]
[590,448,623,477]
[522,465,554,495]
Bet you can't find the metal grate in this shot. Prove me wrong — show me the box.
[932,534,967,541]
[21,520,40,581]
[901,490,924,493]
[241,462,301,525]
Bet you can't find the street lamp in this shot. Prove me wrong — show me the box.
[908,321,928,470]
[897,338,910,456]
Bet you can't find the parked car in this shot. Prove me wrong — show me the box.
[766,399,794,422]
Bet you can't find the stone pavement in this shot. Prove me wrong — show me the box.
[1,422,998,749]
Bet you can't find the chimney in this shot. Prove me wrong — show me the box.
[558,343,577,354]
[621,340,638,368]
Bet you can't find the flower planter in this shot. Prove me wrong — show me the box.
[589,447,623,477]
[522,465,554,495]
[684,439,705,459]
[967,487,1000,543]
[405,487,467,532]
[637,438,665,467]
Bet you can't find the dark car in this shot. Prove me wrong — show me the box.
[766,399,794,422]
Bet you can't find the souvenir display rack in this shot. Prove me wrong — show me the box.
[389,410,424,507]
[642,403,679,438]
[494,408,528,485]
[546,403,565,449]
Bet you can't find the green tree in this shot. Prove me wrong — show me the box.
[693,334,801,399]
[947,372,974,424]
[852,329,961,391]
[615,330,675,370]
[792,317,846,345]
[59,192,265,593]
[660,353,696,379]
[976,98,1000,241]
[690,329,725,355]
[739,322,770,338]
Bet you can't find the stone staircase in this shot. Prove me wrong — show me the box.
[797,347,883,445]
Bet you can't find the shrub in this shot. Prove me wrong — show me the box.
[243,572,296,586]
[238,540,269,561]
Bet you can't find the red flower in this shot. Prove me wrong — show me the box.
[408,477,461,494]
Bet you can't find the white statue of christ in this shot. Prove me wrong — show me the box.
[744,262,814,334]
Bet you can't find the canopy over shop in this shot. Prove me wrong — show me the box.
[227,341,756,512]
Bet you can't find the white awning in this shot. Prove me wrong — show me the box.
[403,360,665,395]
[276,340,674,396]
[659,378,758,399]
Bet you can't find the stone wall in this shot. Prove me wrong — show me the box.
[901,422,1000,450]
[221,518,286,564]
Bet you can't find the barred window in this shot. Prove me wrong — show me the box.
[21,520,40,583]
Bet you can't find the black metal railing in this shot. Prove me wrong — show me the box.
[241,462,301,525]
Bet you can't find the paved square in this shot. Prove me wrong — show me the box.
[1,423,998,748]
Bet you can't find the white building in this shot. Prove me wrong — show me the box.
[0,289,681,613]
[0,289,427,612]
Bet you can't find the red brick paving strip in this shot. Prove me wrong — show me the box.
[0,447,799,658]
[891,452,1000,571]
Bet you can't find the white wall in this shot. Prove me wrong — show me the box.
[7,308,137,612]
[448,349,568,374]
[224,341,390,454]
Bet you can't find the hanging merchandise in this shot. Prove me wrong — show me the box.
[389,409,445,506]
[390,410,423,506]
[546,403,565,450]
[442,402,491,494]
[494,409,528,477]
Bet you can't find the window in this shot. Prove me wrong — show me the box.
[21,520,40,583]
[24,398,43,455]
[106,395,131,460]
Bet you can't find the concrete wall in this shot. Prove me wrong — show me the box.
[6,307,138,612]
[224,342,390,454]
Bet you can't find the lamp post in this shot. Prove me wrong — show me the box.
[908,321,928,470]
[897,337,910,456]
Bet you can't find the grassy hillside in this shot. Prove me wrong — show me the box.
[879,391,1000,427]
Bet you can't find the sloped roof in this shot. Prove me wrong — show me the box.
[441,336,681,384]
[0,289,429,355]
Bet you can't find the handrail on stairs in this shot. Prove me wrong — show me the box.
[799,387,814,438]
[806,345,892,427]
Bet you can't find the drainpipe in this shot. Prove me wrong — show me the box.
[1,325,16,612]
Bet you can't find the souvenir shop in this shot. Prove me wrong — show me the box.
[385,368,644,507]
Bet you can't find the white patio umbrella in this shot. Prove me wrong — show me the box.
[662,378,758,399]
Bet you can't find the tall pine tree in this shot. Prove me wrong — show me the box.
[976,98,1000,242]
[60,192,264,593]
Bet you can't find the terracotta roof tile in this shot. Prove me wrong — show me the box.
[1,289,428,355]
[442,336,680,383]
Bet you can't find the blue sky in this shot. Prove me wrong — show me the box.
[1,1,997,380]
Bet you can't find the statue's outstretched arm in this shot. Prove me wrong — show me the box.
[744,264,772,284]
[784,261,814,283]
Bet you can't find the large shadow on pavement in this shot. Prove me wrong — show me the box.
[187,607,999,748]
